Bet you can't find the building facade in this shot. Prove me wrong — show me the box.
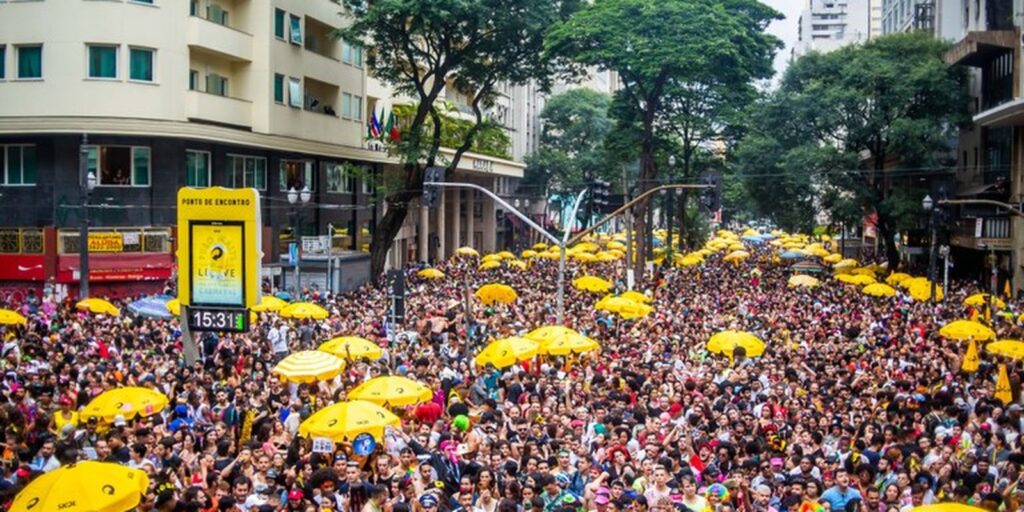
[881,0,965,39]
[794,0,873,57]
[0,0,526,297]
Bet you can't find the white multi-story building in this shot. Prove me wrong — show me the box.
[794,0,873,56]
[880,0,963,39]
[0,0,529,294]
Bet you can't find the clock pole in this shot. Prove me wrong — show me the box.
[180,305,200,366]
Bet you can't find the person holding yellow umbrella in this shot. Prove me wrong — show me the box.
[10,461,149,512]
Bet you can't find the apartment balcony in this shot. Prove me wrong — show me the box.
[186,90,252,128]
[945,30,1015,67]
[187,15,253,62]
[950,216,1012,250]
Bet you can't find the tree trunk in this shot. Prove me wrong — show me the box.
[877,215,900,271]
[678,190,689,251]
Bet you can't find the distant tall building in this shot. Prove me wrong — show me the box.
[794,0,872,56]
[870,0,884,37]
[880,0,963,40]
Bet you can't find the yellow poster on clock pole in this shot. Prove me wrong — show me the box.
[177,188,262,308]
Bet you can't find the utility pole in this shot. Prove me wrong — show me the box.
[623,164,634,290]
[78,134,95,299]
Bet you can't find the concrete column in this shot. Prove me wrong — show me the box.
[452,189,462,251]
[482,193,497,253]
[419,202,429,263]
[436,188,446,260]
[466,190,475,249]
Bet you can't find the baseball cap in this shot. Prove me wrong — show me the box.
[419,495,439,508]
[288,490,304,501]
[595,488,611,505]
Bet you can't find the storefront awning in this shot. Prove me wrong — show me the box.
[944,30,1016,67]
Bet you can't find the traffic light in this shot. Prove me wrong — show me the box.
[422,166,445,208]
[591,179,611,213]
[699,172,721,213]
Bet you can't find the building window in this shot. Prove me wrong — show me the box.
[353,96,362,120]
[0,46,5,80]
[342,93,352,119]
[207,73,228,96]
[353,45,362,67]
[207,3,229,26]
[189,69,198,90]
[280,160,313,192]
[88,45,118,79]
[289,15,302,45]
[227,154,267,190]
[129,47,154,82]
[274,9,286,39]
[186,150,210,187]
[288,77,301,107]
[341,41,363,67]
[87,146,151,187]
[190,0,199,15]
[273,73,284,103]
[362,175,374,195]
[3,145,37,186]
[17,45,42,79]
[325,163,353,193]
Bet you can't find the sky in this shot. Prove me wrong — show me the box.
[762,0,803,84]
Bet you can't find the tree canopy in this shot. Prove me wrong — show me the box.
[524,88,614,194]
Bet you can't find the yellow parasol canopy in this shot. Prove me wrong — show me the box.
[707,331,765,358]
[862,283,897,298]
[964,293,1005,309]
[455,247,480,257]
[165,298,181,316]
[538,334,600,355]
[474,283,518,305]
[532,242,549,251]
[939,320,995,341]
[851,267,876,276]
[479,261,502,270]
[986,340,1024,360]
[620,290,652,304]
[481,254,503,263]
[822,253,842,263]
[908,280,943,302]
[0,309,27,326]
[348,376,433,406]
[474,337,540,368]
[298,400,400,442]
[521,250,538,259]
[573,276,614,293]
[595,296,653,320]
[507,260,528,270]
[496,251,516,260]
[885,272,913,286]
[834,258,858,269]
[280,302,330,320]
[606,241,626,251]
[272,351,345,383]
[723,250,750,263]
[572,242,600,253]
[82,387,169,423]
[75,298,120,316]
[10,461,150,512]
[250,295,289,312]
[788,275,820,288]
[417,268,446,279]
[836,273,876,286]
[908,505,988,512]
[318,336,383,361]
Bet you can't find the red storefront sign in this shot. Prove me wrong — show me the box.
[0,254,46,281]
[57,253,174,283]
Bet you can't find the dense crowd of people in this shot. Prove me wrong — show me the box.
[1,240,1022,512]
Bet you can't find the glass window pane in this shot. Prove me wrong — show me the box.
[18,46,41,79]
[354,96,362,120]
[354,46,362,67]
[6,147,19,185]
[288,78,301,107]
[275,9,286,38]
[22,146,36,185]
[342,41,351,64]
[129,48,153,81]
[132,147,150,186]
[89,46,117,79]
[256,159,266,190]
[342,94,351,119]
[99,146,131,185]
[289,15,302,45]
[1,46,5,79]
[273,74,284,103]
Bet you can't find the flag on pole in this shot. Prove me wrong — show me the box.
[962,339,979,373]
[368,110,382,138]
[996,363,1013,405]
[385,111,400,141]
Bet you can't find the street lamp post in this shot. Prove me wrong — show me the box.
[665,155,676,264]
[79,135,97,299]
[923,194,938,302]
[288,186,311,294]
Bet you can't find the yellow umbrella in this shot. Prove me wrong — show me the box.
[962,339,980,373]
[909,505,987,512]
[521,250,538,259]
[538,334,600,355]
[481,254,503,263]
[573,276,614,293]
[525,325,582,345]
[573,242,600,253]
[479,261,502,270]
[595,296,652,320]
[75,298,120,316]
[707,331,765,358]
[272,351,345,383]
[885,272,913,286]
[862,283,897,298]
[319,336,383,361]
[251,295,289,312]
[475,283,518,305]
[539,251,560,260]
[574,252,598,263]
[280,302,330,320]
[348,376,433,406]
[606,241,626,251]
[851,267,876,276]
[965,293,1006,309]
[996,364,1013,405]
[788,275,820,288]
[986,340,1024,360]
[939,320,995,341]
[823,253,842,263]
[165,298,180,316]
[723,250,750,263]
[455,247,480,257]
[507,260,528,270]
[596,251,620,262]
[620,290,652,304]
[908,280,943,302]
[417,268,446,279]
[496,251,516,260]
[82,387,169,423]
[532,242,549,251]
[836,274,876,286]
[834,258,858,269]
[10,461,149,512]
[298,400,400,442]
[679,255,703,267]
[0,309,27,326]
[474,337,539,368]
[900,276,930,290]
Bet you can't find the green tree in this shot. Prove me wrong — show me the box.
[734,32,967,267]
[524,89,614,194]
[337,0,571,280]
[546,0,780,271]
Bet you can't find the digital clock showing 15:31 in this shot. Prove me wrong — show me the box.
[188,307,248,332]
